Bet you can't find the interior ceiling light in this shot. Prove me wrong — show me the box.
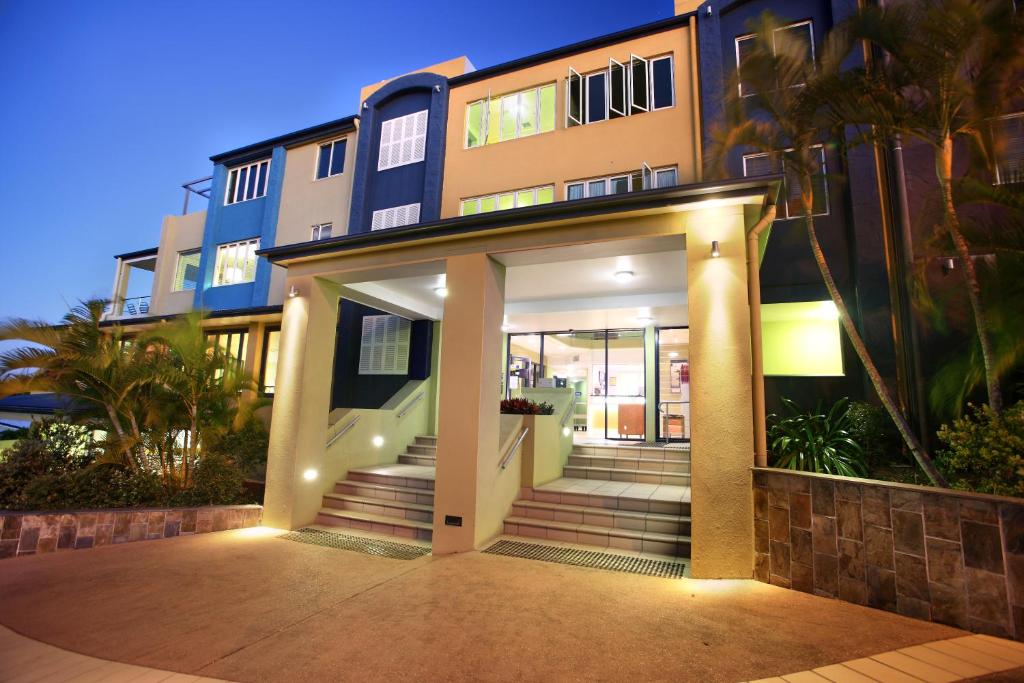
[614,270,635,283]
[434,286,449,297]
[637,316,654,325]
[669,351,679,358]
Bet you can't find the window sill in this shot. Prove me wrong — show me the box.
[224,195,267,207]
[210,281,256,289]
[313,172,344,182]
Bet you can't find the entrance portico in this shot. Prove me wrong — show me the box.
[259,179,779,578]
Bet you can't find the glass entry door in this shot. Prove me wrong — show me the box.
[656,327,690,442]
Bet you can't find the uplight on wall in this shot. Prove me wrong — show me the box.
[710,240,721,258]
[372,435,385,448]
[434,286,449,298]
[302,468,318,481]
[562,427,571,437]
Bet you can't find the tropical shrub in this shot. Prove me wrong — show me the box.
[847,401,901,468]
[171,454,247,506]
[936,402,1024,497]
[205,415,269,481]
[500,398,555,415]
[768,398,868,477]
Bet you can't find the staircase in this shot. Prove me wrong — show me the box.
[503,443,692,558]
[315,435,436,542]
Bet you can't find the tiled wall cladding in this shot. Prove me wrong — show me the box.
[0,505,262,559]
[753,469,1024,640]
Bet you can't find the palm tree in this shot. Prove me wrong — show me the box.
[833,0,1024,415]
[709,12,948,485]
[0,300,149,469]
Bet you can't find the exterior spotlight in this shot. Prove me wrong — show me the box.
[614,270,635,283]
[288,285,299,298]
[710,240,721,258]
[302,468,318,481]
[434,286,449,297]
[372,435,384,447]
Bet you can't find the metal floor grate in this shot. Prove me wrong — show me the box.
[281,528,431,560]
[484,540,686,579]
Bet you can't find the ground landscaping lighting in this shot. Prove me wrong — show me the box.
[614,270,634,283]
[372,435,384,447]
[302,468,318,481]
[434,286,449,297]
[711,240,721,258]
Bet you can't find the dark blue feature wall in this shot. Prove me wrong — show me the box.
[347,72,450,234]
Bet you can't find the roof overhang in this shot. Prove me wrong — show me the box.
[210,115,359,166]
[99,305,284,329]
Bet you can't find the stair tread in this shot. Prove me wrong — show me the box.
[570,454,689,465]
[324,492,433,512]
[564,465,689,477]
[504,516,690,542]
[349,464,436,480]
[512,499,689,522]
[318,508,432,530]
[334,480,435,497]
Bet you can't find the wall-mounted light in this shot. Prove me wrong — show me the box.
[614,270,635,283]
[434,84,442,92]
[302,468,318,481]
[362,101,368,110]
[562,427,571,437]
[372,435,384,448]
[434,286,449,298]
[941,257,956,275]
[288,285,299,298]
[711,240,721,258]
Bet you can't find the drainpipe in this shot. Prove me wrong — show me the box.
[747,203,777,467]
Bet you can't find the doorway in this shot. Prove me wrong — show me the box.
[655,327,690,442]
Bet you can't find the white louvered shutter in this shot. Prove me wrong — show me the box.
[370,203,421,231]
[377,110,429,171]
[358,315,412,375]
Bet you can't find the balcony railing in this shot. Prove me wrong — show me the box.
[105,296,152,319]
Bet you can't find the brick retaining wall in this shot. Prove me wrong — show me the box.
[0,505,262,559]
[753,468,1024,640]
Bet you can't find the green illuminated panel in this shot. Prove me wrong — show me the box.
[761,301,844,376]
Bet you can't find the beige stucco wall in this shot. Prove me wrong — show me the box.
[268,132,359,306]
[359,56,474,104]
[441,24,699,218]
[149,211,205,316]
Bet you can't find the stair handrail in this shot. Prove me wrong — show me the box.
[326,415,361,448]
[396,392,425,420]
[559,401,575,429]
[499,427,530,470]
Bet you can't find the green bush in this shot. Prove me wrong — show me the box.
[19,466,165,510]
[172,454,246,506]
[936,402,1024,497]
[768,397,868,477]
[204,416,269,481]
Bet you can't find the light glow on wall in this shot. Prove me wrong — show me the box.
[761,301,843,376]
[302,468,318,481]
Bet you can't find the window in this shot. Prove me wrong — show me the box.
[371,203,421,231]
[260,328,280,394]
[206,329,249,365]
[172,249,201,292]
[225,159,270,205]
[460,185,554,216]
[378,110,428,171]
[311,223,333,240]
[761,301,843,376]
[213,238,260,286]
[358,315,411,375]
[465,84,556,148]
[316,139,347,179]
[994,113,1024,185]
[742,146,828,219]
[567,54,673,127]
[565,166,677,199]
[736,21,814,97]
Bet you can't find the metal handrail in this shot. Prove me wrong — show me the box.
[559,401,575,428]
[658,400,690,414]
[326,415,360,448]
[396,392,424,420]
[499,427,530,470]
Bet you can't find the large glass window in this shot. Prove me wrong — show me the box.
[172,249,201,292]
[736,21,814,97]
[566,166,676,199]
[568,54,673,128]
[311,223,332,240]
[213,238,259,287]
[261,328,280,394]
[316,138,347,179]
[656,327,690,441]
[761,301,843,376]
[225,159,270,205]
[586,72,607,124]
[994,112,1024,185]
[742,146,828,219]
[460,185,554,216]
[465,83,556,148]
[206,329,249,366]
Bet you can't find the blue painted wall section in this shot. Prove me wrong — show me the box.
[348,72,449,234]
[194,145,287,312]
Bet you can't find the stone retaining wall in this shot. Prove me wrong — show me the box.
[753,468,1024,640]
[0,505,262,559]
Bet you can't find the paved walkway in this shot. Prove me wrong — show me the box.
[0,527,1021,682]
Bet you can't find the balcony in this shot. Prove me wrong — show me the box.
[106,296,152,319]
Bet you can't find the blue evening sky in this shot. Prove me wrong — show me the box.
[0,0,671,324]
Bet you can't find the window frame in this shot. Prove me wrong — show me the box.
[629,53,650,114]
[225,159,271,205]
[567,52,673,128]
[565,166,677,200]
[649,54,675,111]
[993,111,1024,186]
[585,71,609,125]
[311,223,333,240]
[741,144,830,219]
[566,67,584,128]
[205,328,250,367]
[259,326,281,395]
[212,238,260,287]
[464,83,556,149]
[735,20,816,98]
[314,138,347,180]
[459,185,555,216]
[609,57,628,118]
[171,248,201,293]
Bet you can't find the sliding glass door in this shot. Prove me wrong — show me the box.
[655,327,690,442]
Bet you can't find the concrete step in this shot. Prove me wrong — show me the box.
[322,492,433,523]
[415,435,437,446]
[407,444,436,455]
[527,482,690,517]
[398,453,436,466]
[332,480,435,507]
[511,499,691,536]
[347,464,435,491]
[562,465,690,486]
[503,516,690,557]
[316,508,432,541]
[567,454,690,474]
[572,444,690,461]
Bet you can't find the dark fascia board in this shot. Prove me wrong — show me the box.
[448,13,695,88]
[98,304,284,328]
[259,175,783,264]
[210,115,359,166]
[114,247,159,261]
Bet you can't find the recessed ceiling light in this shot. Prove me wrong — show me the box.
[637,316,654,325]
[614,270,635,283]
[669,351,679,358]
[434,287,449,297]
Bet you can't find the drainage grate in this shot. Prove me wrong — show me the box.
[484,540,686,579]
[280,528,431,560]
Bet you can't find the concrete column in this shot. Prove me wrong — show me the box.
[686,206,755,578]
[263,276,340,530]
[432,253,506,554]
